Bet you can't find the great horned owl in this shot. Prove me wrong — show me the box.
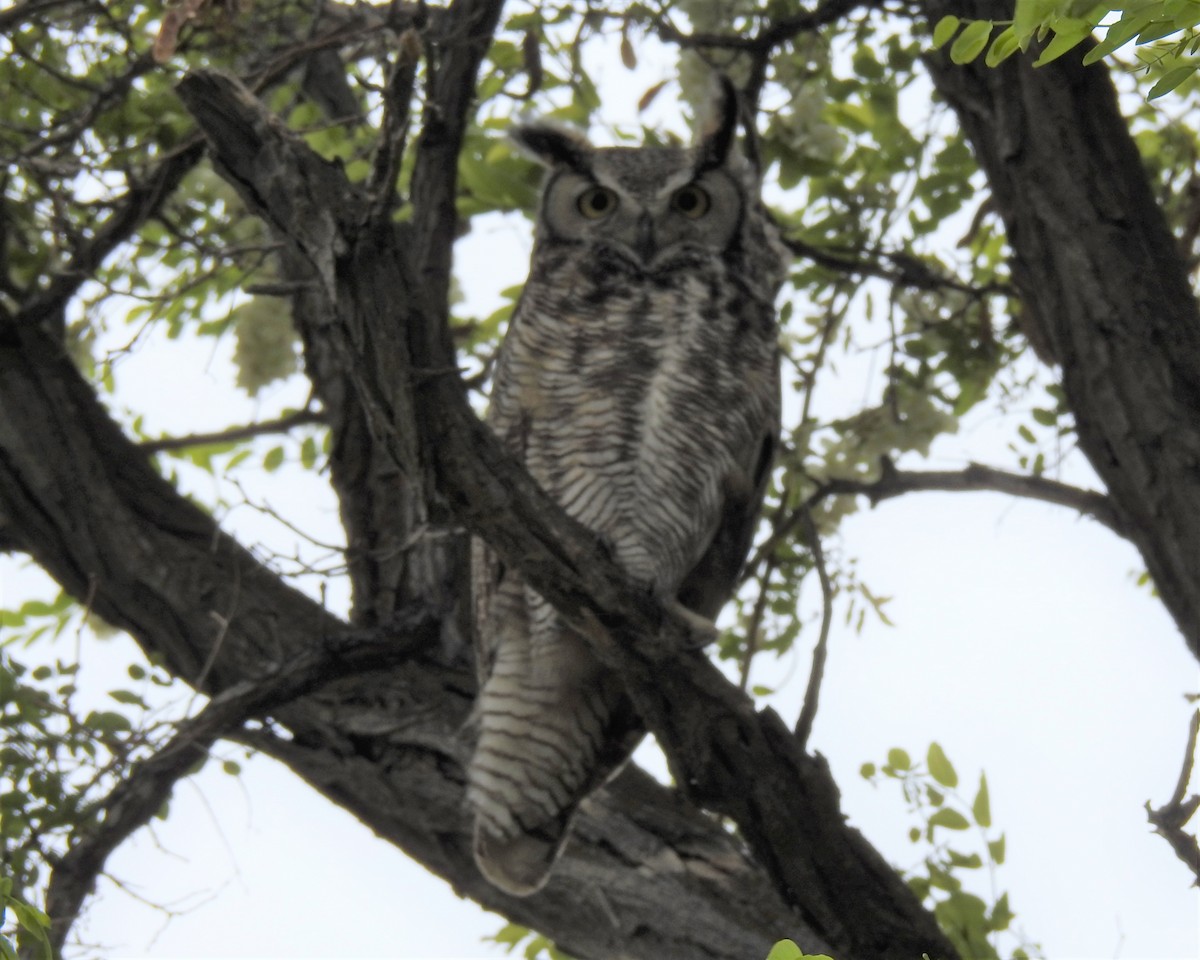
[468,79,788,896]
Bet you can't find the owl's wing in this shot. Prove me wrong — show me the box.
[676,419,777,620]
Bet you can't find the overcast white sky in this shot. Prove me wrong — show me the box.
[2,22,1200,960]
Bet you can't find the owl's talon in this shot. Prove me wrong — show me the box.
[665,600,719,649]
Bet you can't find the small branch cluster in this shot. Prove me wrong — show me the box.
[42,611,439,953]
[1147,708,1200,886]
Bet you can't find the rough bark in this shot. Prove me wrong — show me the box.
[922,0,1200,662]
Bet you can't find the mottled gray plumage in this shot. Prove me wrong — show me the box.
[468,82,788,896]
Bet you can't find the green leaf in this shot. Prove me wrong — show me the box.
[108,689,146,706]
[973,773,992,827]
[1083,7,1159,64]
[765,941,804,960]
[989,833,1007,864]
[489,923,529,948]
[933,15,962,49]
[926,742,958,787]
[986,26,1023,66]
[860,762,876,779]
[947,849,983,869]
[1013,0,1061,42]
[928,808,971,831]
[989,891,1015,931]
[765,942,833,960]
[300,435,317,470]
[887,747,912,771]
[11,900,49,931]
[1032,19,1094,66]
[222,759,242,775]
[86,709,133,734]
[950,20,994,64]
[1149,65,1195,100]
[263,445,285,471]
[1030,407,1057,426]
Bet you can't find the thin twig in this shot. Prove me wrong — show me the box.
[785,235,1014,298]
[366,27,423,219]
[139,409,325,454]
[744,460,1126,582]
[818,460,1128,536]
[1147,709,1200,886]
[795,506,833,750]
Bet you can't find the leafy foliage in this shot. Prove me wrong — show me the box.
[0,612,174,895]
[1,875,52,960]
[861,744,1041,959]
[765,940,834,960]
[935,2,1200,98]
[487,923,572,960]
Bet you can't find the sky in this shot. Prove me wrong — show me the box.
[2,21,1200,960]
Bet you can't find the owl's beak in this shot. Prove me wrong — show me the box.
[632,213,657,263]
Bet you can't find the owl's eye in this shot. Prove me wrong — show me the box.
[577,186,619,219]
[671,184,711,219]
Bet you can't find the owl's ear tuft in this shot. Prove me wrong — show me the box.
[696,74,740,172]
[511,123,592,172]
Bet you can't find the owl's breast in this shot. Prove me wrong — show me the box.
[498,255,778,590]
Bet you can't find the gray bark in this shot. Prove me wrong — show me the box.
[922,0,1200,663]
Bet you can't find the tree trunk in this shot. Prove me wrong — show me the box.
[922,0,1200,663]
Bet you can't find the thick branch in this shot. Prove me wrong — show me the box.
[921,2,1200,662]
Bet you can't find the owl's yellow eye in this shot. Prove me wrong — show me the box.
[577,186,618,219]
[671,184,711,219]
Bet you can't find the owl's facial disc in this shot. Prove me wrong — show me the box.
[538,161,743,270]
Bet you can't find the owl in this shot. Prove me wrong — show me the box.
[467,79,789,896]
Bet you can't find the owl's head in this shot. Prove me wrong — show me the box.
[512,79,758,271]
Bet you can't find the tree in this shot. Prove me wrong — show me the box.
[2,1,1198,958]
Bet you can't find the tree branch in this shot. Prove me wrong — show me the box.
[820,460,1128,535]
[19,141,206,329]
[138,408,324,454]
[42,611,440,954]
[651,0,876,54]
[1146,708,1200,887]
[785,235,1014,298]
[795,507,833,751]
[744,461,1126,590]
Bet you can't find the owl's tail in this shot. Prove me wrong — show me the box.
[467,631,641,896]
